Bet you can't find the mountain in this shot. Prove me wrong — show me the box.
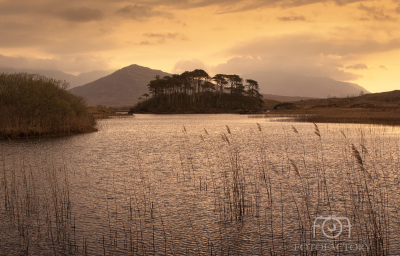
[69,64,170,107]
[69,65,370,107]
[0,68,114,88]
[244,71,369,98]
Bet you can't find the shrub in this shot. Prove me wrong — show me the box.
[0,73,96,139]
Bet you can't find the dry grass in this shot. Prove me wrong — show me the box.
[263,94,400,125]
[265,108,400,125]
[264,90,400,125]
[86,106,118,119]
[0,115,98,139]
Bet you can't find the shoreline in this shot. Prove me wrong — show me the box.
[0,127,98,140]
[263,107,400,126]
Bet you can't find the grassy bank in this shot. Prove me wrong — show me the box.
[264,91,400,125]
[265,108,400,125]
[0,73,97,139]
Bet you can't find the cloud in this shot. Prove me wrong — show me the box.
[115,4,173,21]
[218,33,400,81]
[42,38,116,54]
[277,15,306,21]
[138,40,151,45]
[229,34,400,57]
[54,7,105,22]
[0,0,365,20]
[148,0,363,12]
[0,22,32,31]
[0,21,116,54]
[0,30,50,48]
[358,3,397,21]
[0,1,32,15]
[333,0,362,6]
[215,1,275,14]
[135,32,188,45]
[0,54,111,73]
[211,55,361,81]
[99,27,114,35]
[0,0,397,79]
[172,59,209,74]
[142,32,188,44]
[208,33,394,81]
[144,33,179,39]
[170,32,400,81]
[379,65,387,70]
[345,63,368,69]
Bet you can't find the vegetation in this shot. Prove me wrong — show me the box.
[86,106,117,119]
[0,73,96,139]
[1,123,397,254]
[265,91,400,125]
[266,108,400,125]
[130,69,263,113]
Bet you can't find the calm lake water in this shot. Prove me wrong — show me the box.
[1,114,400,255]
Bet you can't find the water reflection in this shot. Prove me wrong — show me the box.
[1,114,400,255]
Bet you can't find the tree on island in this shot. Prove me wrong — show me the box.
[212,74,228,95]
[142,93,149,100]
[130,69,263,113]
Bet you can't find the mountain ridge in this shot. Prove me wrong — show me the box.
[70,64,170,107]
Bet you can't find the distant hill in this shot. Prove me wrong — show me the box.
[244,71,369,98]
[358,90,400,102]
[70,64,170,107]
[266,90,400,126]
[285,90,400,110]
[262,94,317,102]
[0,68,114,88]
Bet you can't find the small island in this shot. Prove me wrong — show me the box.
[0,73,97,139]
[129,69,263,113]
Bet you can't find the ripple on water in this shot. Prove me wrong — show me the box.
[1,114,400,255]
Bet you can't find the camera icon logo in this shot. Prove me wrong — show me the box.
[313,216,352,239]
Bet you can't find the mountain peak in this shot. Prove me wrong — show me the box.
[70,64,170,107]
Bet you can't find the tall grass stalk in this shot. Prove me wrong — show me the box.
[1,122,398,255]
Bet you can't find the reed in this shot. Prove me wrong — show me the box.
[0,142,76,255]
[0,121,398,255]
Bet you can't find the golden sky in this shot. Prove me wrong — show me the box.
[0,0,399,92]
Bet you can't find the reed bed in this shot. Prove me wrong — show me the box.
[0,142,77,255]
[1,121,400,255]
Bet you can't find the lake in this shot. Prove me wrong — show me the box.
[1,114,400,255]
